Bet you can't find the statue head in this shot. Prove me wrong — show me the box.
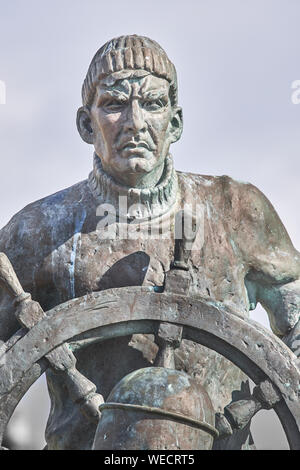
[77,35,183,188]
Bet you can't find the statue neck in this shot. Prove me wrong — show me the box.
[88,153,178,221]
[101,160,166,189]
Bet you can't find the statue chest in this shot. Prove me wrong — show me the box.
[41,220,249,315]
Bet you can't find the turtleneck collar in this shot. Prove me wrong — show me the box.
[88,153,178,221]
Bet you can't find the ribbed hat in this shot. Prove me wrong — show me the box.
[82,35,177,107]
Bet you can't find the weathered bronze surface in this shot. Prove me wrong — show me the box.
[0,286,299,448]
[93,367,216,450]
[0,34,299,450]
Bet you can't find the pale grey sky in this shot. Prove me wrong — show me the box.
[0,0,299,450]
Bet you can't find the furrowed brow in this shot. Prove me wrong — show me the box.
[97,89,128,103]
[143,90,168,100]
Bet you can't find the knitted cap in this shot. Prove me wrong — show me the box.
[82,35,178,107]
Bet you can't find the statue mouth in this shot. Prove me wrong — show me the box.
[120,141,151,151]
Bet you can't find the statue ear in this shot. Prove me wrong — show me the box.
[170,107,183,143]
[76,106,94,144]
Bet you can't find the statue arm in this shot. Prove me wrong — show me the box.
[0,207,40,344]
[237,182,300,355]
[257,279,300,355]
[0,236,21,345]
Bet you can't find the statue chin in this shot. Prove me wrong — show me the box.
[126,157,152,173]
[108,153,166,188]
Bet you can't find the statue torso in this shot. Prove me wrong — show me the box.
[19,172,253,315]
[0,170,269,449]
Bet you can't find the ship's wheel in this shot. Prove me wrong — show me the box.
[0,280,299,449]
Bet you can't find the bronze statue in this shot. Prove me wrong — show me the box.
[0,35,299,450]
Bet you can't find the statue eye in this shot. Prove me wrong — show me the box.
[103,99,127,112]
[143,99,167,111]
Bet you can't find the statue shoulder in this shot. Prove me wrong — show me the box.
[179,170,284,227]
[231,178,293,244]
[177,169,244,191]
[231,179,300,282]
[178,170,299,281]
[0,179,91,278]
[177,171,255,208]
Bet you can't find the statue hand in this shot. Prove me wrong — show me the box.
[282,319,300,358]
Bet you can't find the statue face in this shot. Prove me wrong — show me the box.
[84,74,182,187]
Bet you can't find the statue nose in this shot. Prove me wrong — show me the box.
[125,100,147,133]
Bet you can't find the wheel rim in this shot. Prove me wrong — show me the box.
[0,286,299,449]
